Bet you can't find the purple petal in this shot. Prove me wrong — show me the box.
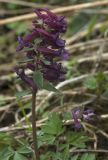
[56,38,65,47]
[83,109,95,121]
[26,63,35,71]
[37,47,60,58]
[71,108,82,129]
[14,67,37,90]
[34,8,67,33]
[75,121,82,129]
[60,49,69,60]
[41,62,66,82]
[16,36,31,52]
[24,31,39,42]
[35,28,64,48]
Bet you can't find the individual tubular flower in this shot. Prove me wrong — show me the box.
[35,28,66,47]
[71,108,94,129]
[42,62,66,82]
[16,31,39,52]
[83,109,95,121]
[37,47,69,60]
[34,8,67,33]
[16,36,30,52]
[14,67,37,90]
[71,108,82,129]
[15,8,69,91]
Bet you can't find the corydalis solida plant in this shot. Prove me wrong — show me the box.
[14,8,69,160]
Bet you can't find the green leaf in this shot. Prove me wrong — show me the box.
[87,154,95,160]
[52,145,69,160]
[40,151,54,160]
[87,15,98,39]
[67,13,90,36]
[81,153,88,160]
[83,76,97,90]
[0,133,12,146]
[96,72,106,84]
[103,90,108,97]
[53,152,62,160]
[38,133,55,147]
[81,153,95,160]
[62,144,69,160]
[63,112,72,121]
[33,71,43,89]
[16,22,28,34]
[15,90,31,100]
[7,22,28,34]
[42,59,50,65]
[100,24,108,33]
[17,146,33,154]
[42,113,64,136]
[18,58,34,64]
[1,154,13,160]
[7,3,18,9]
[67,132,88,148]
[23,47,34,52]
[43,80,59,92]
[71,154,79,160]
[87,153,96,160]
[0,96,7,107]
[0,147,14,160]
[14,152,28,160]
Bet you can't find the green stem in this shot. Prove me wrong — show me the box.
[32,90,40,160]
[17,99,31,128]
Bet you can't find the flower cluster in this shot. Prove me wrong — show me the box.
[71,108,95,129]
[14,8,69,91]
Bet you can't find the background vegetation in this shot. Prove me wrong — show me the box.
[0,0,108,159]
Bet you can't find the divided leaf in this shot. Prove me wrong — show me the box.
[42,113,64,136]
[17,146,33,154]
[38,133,55,147]
[0,147,14,160]
[71,154,79,160]
[67,132,88,148]
[13,152,28,160]
[83,76,97,90]
[81,153,95,160]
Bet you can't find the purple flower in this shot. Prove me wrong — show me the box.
[34,8,67,33]
[24,31,39,43]
[60,49,69,60]
[71,108,94,129]
[15,8,69,90]
[37,47,69,60]
[16,37,25,52]
[14,67,37,90]
[35,28,65,47]
[83,109,95,121]
[41,62,66,82]
[16,36,32,52]
[26,63,36,71]
[71,108,82,129]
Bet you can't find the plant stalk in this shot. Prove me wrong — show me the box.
[32,90,40,160]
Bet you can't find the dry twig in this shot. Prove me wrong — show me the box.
[0,0,51,8]
[0,0,108,25]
